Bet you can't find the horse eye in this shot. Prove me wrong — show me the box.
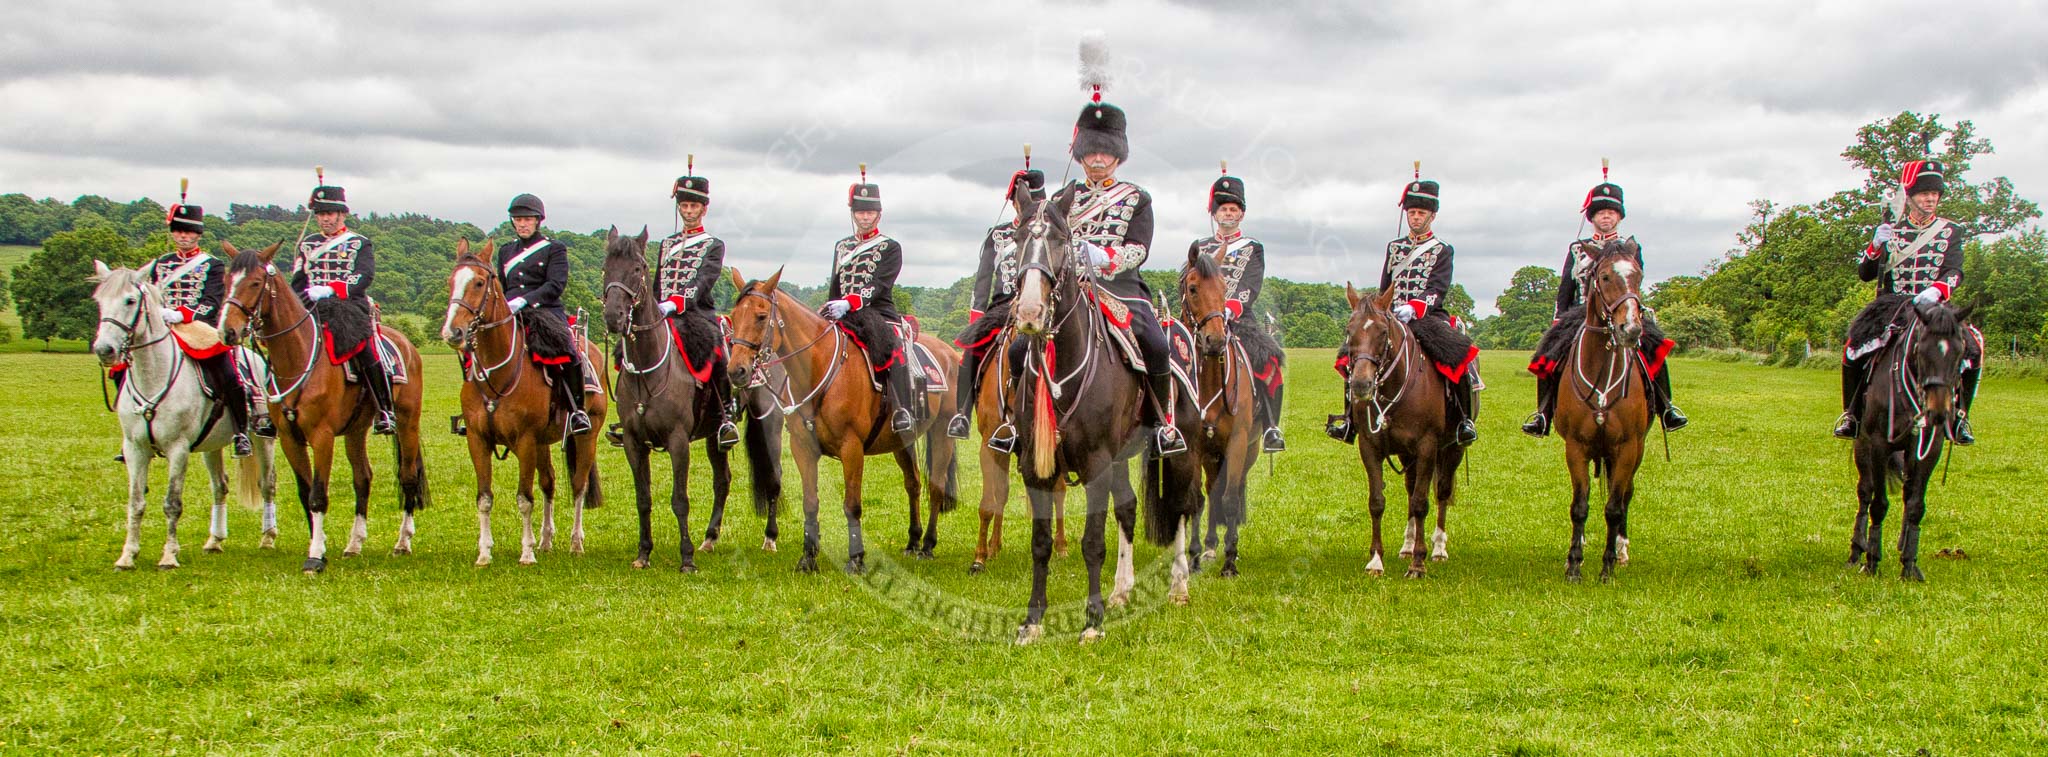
[124,296,136,305]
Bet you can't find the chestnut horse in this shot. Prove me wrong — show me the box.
[1555,239,1651,582]
[966,330,1071,574]
[1341,284,1464,579]
[724,267,961,574]
[1174,250,1259,578]
[221,242,429,574]
[442,238,608,567]
[1848,299,1968,581]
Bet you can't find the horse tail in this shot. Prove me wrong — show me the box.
[1030,371,1056,479]
[563,430,599,509]
[745,407,782,518]
[236,444,265,511]
[923,423,959,514]
[393,432,431,512]
[1141,445,1184,547]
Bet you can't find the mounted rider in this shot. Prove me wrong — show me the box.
[1522,168,1688,437]
[1189,166,1287,452]
[1834,159,1981,444]
[1325,169,1480,446]
[949,146,1046,447]
[111,180,271,461]
[291,180,397,435]
[822,166,920,435]
[496,193,593,437]
[653,166,740,449]
[1050,70,1189,457]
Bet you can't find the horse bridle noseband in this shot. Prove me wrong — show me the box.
[1347,310,1413,435]
[448,259,526,398]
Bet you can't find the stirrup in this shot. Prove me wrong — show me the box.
[1660,407,1689,432]
[605,423,627,449]
[1832,412,1857,440]
[252,417,277,439]
[1521,412,1550,438]
[891,407,915,433]
[449,414,467,437]
[1156,424,1188,457]
[1262,427,1287,453]
[567,411,592,436]
[946,414,971,440]
[716,420,741,450]
[1324,414,1351,442]
[231,433,253,459]
[1457,420,1478,447]
[1953,414,1975,446]
[114,451,127,463]
[372,411,397,435]
[986,421,1017,454]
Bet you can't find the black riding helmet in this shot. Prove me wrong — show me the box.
[508,193,546,219]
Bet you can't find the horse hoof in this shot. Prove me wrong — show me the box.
[475,555,492,568]
[114,561,136,572]
[1200,548,1216,562]
[518,555,538,566]
[1901,564,1925,582]
[260,530,278,550]
[1598,569,1615,583]
[916,549,935,560]
[762,538,778,553]
[570,539,584,555]
[1564,566,1581,582]
[969,561,985,575]
[1106,591,1130,610]
[1366,567,1383,577]
[678,563,699,574]
[1169,591,1189,607]
[1079,627,1105,645]
[1430,551,1448,563]
[1860,563,1877,577]
[341,549,361,558]
[157,560,180,570]
[203,538,225,553]
[1404,568,1425,579]
[699,539,717,553]
[902,547,920,557]
[631,558,650,570]
[1219,564,1238,579]
[302,557,327,574]
[795,556,818,573]
[1015,624,1043,646]
[844,555,865,575]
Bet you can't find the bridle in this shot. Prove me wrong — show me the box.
[1011,208,1102,422]
[1879,303,1964,458]
[447,258,527,402]
[224,264,321,405]
[100,281,180,420]
[1179,256,1242,419]
[1345,306,1413,436]
[1570,250,1642,425]
[728,284,841,416]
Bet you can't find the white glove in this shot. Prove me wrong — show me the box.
[1393,303,1416,323]
[1914,286,1943,305]
[160,307,186,324]
[1872,224,1899,247]
[657,300,679,316]
[1080,240,1114,269]
[822,299,851,319]
[305,284,335,301]
[507,297,528,313]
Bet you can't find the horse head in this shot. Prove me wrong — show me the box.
[1586,238,1645,348]
[600,225,652,337]
[1342,283,1405,398]
[218,240,285,347]
[441,237,502,345]
[1180,249,1230,356]
[1908,300,1968,423]
[89,262,155,367]
[1008,181,1070,336]
[724,266,784,385]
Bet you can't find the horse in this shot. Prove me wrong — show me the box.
[442,238,609,567]
[1174,250,1260,578]
[1848,299,1969,581]
[220,241,430,574]
[1341,284,1464,579]
[598,227,746,572]
[1553,239,1651,582]
[91,262,279,569]
[723,266,961,574]
[1006,184,1188,645]
[963,326,1071,575]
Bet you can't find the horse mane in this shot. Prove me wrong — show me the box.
[1918,302,1960,337]
[1186,250,1220,279]
[228,248,267,275]
[605,232,646,261]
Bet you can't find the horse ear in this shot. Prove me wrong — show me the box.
[456,237,470,258]
[1188,244,1200,268]
[765,266,784,292]
[727,266,745,290]
[1345,282,1360,309]
[259,242,281,264]
[1374,286,1397,310]
[636,226,649,245]
[221,240,240,258]
[92,259,111,281]
[606,225,619,244]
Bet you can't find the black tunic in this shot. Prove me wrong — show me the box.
[1377,234,1454,318]
[656,228,726,314]
[496,235,574,359]
[970,222,1025,315]
[1554,234,1640,318]
[143,250,225,325]
[1052,178,1155,304]
[1187,233,1266,309]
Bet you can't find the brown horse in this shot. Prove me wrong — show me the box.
[1175,250,1260,578]
[724,267,961,573]
[1554,239,1650,582]
[441,238,608,567]
[1341,284,1464,579]
[966,332,1070,574]
[220,241,430,573]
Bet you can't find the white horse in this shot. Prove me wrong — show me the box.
[91,262,278,570]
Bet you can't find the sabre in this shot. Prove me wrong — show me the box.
[291,165,324,272]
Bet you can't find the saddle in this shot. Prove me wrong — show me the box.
[888,317,949,394]
[1160,316,1200,400]
[341,331,410,386]
[1087,283,1147,373]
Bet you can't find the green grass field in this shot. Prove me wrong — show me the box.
[1,351,2043,753]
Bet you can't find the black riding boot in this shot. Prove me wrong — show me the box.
[887,362,918,433]
[1148,370,1187,457]
[1261,379,1287,452]
[1523,373,1557,438]
[1954,364,1980,445]
[1326,352,1354,442]
[201,353,254,458]
[712,353,740,450]
[354,351,397,435]
[557,360,591,437]
[1652,367,1688,432]
[1453,373,1478,446]
[947,350,980,440]
[1835,359,1865,439]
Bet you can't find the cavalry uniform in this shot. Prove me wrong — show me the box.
[828,179,919,433]
[1522,181,1687,437]
[497,193,591,436]
[1187,172,1287,452]
[291,184,396,433]
[1836,160,1981,443]
[948,166,1047,442]
[1051,93,1187,455]
[654,173,738,446]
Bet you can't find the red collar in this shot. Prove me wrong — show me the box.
[683,226,706,235]
[174,246,204,259]
[327,226,350,238]
[1214,229,1243,243]
[1407,231,1434,244]
[1591,231,1620,242]
[1087,177,1119,190]
[856,228,882,241]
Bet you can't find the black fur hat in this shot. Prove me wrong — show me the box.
[309,185,348,214]
[1903,160,1945,196]
[1400,180,1440,213]
[1582,182,1624,220]
[1008,169,1047,201]
[167,204,205,233]
[1210,175,1246,212]
[848,182,882,212]
[672,176,711,204]
[1071,102,1130,163]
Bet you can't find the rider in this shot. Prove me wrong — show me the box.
[1325,172,1479,446]
[1190,168,1287,452]
[113,189,271,461]
[1835,160,1980,444]
[822,169,919,434]
[497,193,592,436]
[1521,174,1688,437]
[292,181,397,434]
[1051,89,1188,457]
[948,152,1045,445]
[654,171,740,449]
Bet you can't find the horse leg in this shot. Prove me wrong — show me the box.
[155,443,191,569]
[571,434,596,556]
[342,432,372,558]
[792,434,824,573]
[1564,443,1592,582]
[1363,445,1388,576]
[536,441,557,554]
[701,435,732,554]
[1849,446,1877,568]
[1397,455,1421,561]
[1899,458,1931,582]
[1111,465,1141,607]
[469,431,496,567]
[1600,451,1642,582]
[1864,455,1892,576]
[273,435,318,570]
[1200,452,1224,568]
[1431,449,1457,562]
[515,436,541,566]
[625,433,655,569]
[839,437,867,575]
[203,449,229,553]
[393,421,426,556]
[669,430,697,573]
[1222,449,1248,579]
[258,439,279,549]
[1403,452,1434,579]
[1016,482,1056,646]
[114,435,151,570]
[971,445,1005,573]
[1053,490,1070,559]
[1079,477,1111,644]
[898,448,923,557]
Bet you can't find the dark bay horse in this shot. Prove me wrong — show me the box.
[1555,239,1650,582]
[442,238,608,567]
[1007,186,1187,645]
[1849,299,1968,581]
[724,267,961,574]
[221,242,430,573]
[1342,285,1463,579]
[599,227,741,572]
[1174,250,1259,578]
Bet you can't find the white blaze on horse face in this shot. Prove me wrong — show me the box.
[442,266,478,341]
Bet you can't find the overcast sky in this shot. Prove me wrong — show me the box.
[5,0,2046,313]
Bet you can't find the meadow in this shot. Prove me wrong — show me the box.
[0,350,2042,753]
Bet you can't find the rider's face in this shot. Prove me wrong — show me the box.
[852,210,880,233]
[315,211,346,236]
[1591,209,1621,234]
[1909,190,1941,218]
[1213,204,1243,230]
[169,230,201,251]
[1081,154,1120,185]
[1405,208,1435,236]
[511,216,541,238]
[676,200,706,227]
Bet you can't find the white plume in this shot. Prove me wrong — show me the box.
[1077,31,1112,91]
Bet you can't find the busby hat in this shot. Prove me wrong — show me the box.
[166,178,204,233]
[1901,160,1945,196]
[1070,33,1129,163]
[1400,180,1440,213]
[1210,173,1246,213]
[848,164,881,212]
[309,185,348,214]
[507,193,546,218]
[1582,182,1624,220]
[1008,169,1047,202]
[672,176,711,204]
